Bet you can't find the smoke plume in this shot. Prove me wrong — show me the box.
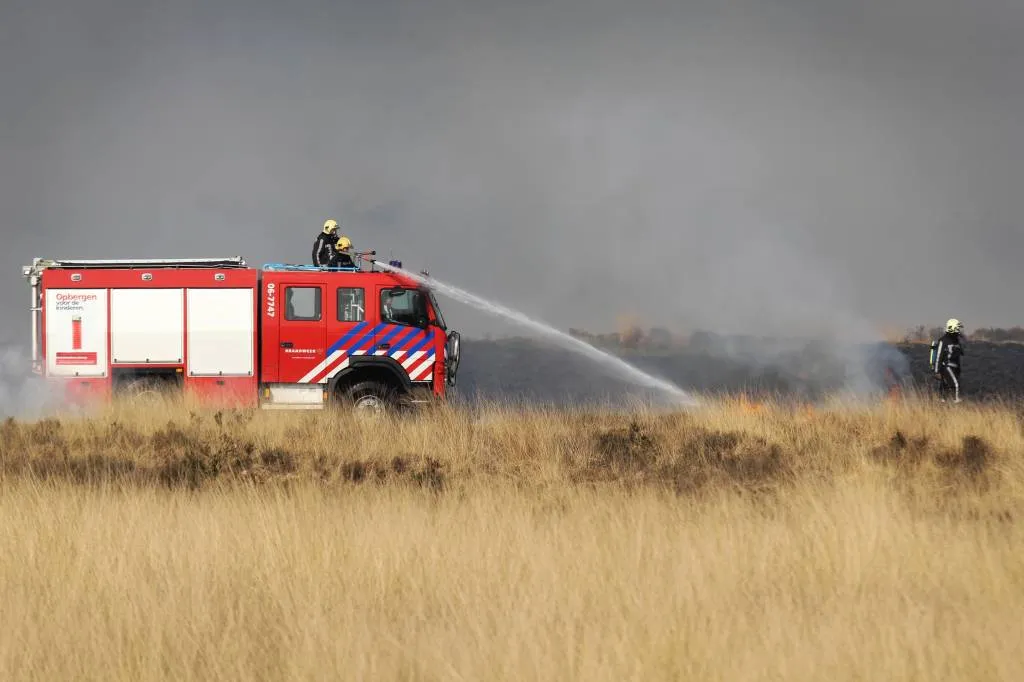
[0,346,66,420]
[2,0,1021,399]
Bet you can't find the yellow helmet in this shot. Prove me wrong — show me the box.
[946,318,963,334]
[336,235,352,250]
[322,219,339,234]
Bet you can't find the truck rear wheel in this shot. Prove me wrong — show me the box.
[116,375,177,404]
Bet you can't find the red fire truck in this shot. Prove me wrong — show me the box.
[21,255,461,411]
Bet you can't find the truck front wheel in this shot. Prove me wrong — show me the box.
[342,380,397,414]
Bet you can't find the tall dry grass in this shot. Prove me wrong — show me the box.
[1,395,1023,680]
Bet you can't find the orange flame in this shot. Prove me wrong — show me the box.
[884,368,903,403]
[737,394,765,413]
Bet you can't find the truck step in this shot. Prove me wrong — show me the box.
[260,403,324,410]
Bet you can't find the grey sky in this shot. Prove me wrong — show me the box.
[2,0,1023,345]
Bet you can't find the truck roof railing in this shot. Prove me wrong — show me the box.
[23,257,248,273]
[262,263,362,272]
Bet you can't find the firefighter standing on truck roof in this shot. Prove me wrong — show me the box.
[331,235,356,268]
[312,219,359,269]
[312,219,340,267]
[930,318,965,403]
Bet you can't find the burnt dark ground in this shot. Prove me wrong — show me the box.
[2,338,1023,418]
[452,338,1024,407]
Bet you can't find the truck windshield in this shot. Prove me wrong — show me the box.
[427,290,446,330]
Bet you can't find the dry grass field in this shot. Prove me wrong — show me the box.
[2,394,1023,680]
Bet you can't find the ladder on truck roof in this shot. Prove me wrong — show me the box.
[24,257,248,271]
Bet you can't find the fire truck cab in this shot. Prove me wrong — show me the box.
[21,256,461,411]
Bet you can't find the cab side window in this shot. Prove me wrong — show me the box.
[380,288,427,327]
[337,287,365,322]
[285,287,322,321]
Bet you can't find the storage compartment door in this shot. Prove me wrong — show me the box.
[45,288,109,377]
[186,288,255,376]
[110,288,184,364]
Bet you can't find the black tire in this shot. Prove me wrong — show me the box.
[117,377,170,403]
[340,380,398,414]
[445,331,461,387]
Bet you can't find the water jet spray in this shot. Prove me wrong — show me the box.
[370,258,697,407]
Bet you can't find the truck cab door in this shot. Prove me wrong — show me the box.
[319,283,375,384]
[376,285,436,383]
[276,283,327,383]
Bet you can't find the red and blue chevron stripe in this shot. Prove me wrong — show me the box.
[298,323,437,384]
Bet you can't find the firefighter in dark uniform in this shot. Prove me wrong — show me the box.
[312,219,340,267]
[931,318,965,403]
[331,235,356,268]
